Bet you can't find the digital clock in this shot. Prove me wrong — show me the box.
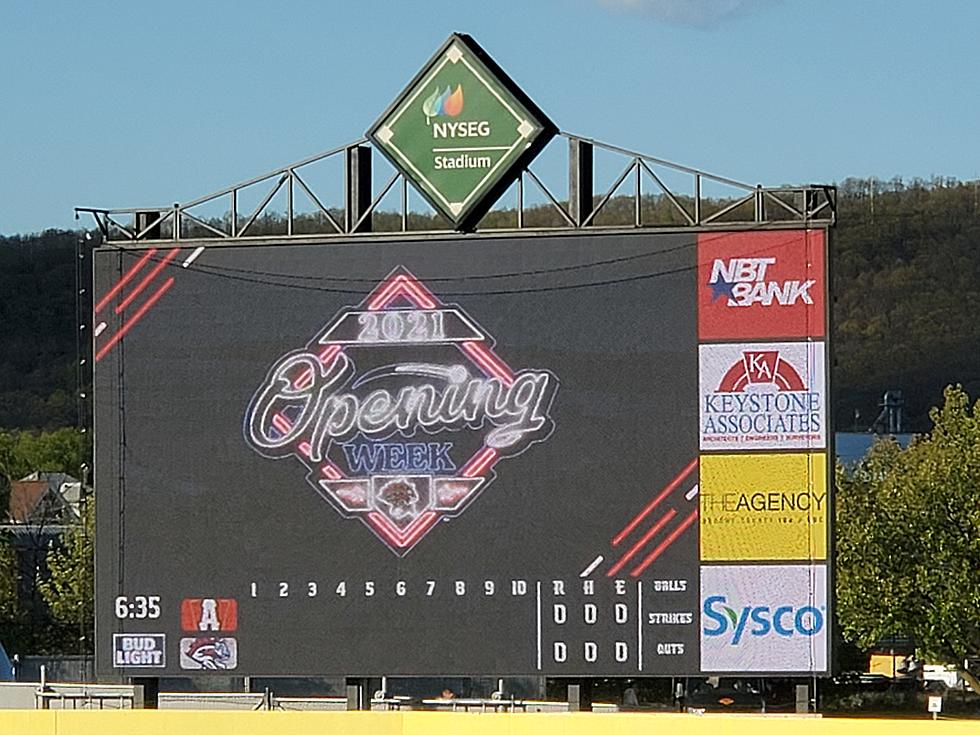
[114,595,161,620]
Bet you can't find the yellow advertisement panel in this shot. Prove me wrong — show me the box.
[700,453,827,561]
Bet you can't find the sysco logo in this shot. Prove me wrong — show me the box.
[702,595,824,645]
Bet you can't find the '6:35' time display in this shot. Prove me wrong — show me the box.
[114,595,161,620]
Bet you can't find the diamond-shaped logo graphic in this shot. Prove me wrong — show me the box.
[243,267,559,556]
[367,33,557,231]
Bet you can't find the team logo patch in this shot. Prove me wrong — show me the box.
[243,267,559,556]
[180,636,238,670]
[699,342,825,451]
[698,231,825,339]
[181,598,238,632]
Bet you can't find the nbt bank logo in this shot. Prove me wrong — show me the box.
[703,595,825,645]
[708,257,815,308]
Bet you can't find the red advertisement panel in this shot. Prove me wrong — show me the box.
[698,230,825,339]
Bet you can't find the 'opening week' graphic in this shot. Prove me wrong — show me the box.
[243,267,559,556]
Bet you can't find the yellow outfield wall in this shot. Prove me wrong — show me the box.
[0,710,977,735]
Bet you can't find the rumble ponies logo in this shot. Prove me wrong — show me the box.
[699,342,825,451]
[243,267,558,556]
[698,230,825,340]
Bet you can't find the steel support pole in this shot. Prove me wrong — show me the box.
[345,145,372,233]
[568,139,593,227]
[135,212,161,241]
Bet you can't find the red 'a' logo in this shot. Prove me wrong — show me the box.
[181,598,238,632]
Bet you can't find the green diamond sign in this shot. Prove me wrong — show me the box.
[368,33,557,231]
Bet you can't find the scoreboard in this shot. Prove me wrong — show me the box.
[94,228,830,677]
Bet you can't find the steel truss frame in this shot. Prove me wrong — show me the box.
[76,132,836,243]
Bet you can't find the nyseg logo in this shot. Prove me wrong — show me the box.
[423,84,464,120]
[422,84,496,172]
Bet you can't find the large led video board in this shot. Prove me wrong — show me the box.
[94,228,830,676]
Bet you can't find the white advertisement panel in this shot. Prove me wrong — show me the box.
[699,341,826,451]
[700,564,828,672]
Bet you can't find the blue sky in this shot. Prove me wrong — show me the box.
[2,0,979,235]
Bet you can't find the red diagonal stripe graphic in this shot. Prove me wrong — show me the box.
[606,509,677,578]
[94,248,157,314]
[462,447,498,478]
[612,458,698,546]
[402,277,437,308]
[366,277,401,310]
[629,509,699,577]
[460,341,514,385]
[115,247,180,314]
[94,277,174,361]
[368,510,437,548]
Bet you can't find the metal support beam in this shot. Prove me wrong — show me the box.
[345,677,371,710]
[345,145,372,233]
[130,677,158,709]
[77,133,835,242]
[795,683,809,713]
[136,212,162,240]
[568,139,593,227]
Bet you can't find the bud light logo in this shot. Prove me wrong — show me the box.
[702,595,824,645]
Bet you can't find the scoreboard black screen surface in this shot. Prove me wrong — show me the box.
[94,229,830,676]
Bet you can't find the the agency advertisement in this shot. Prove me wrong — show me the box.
[699,453,828,562]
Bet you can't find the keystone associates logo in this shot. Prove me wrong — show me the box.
[708,257,815,308]
[423,84,464,122]
[702,595,825,645]
[716,350,805,392]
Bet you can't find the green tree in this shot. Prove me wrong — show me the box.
[0,427,90,653]
[0,427,89,512]
[0,535,17,623]
[836,385,980,689]
[39,499,94,653]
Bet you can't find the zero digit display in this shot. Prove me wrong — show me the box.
[94,229,830,677]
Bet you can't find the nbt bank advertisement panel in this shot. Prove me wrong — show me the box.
[94,229,829,676]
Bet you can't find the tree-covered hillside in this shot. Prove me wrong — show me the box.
[832,178,980,430]
[1,177,978,431]
[0,231,80,429]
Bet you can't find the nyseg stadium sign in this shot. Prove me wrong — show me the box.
[369,33,556,230]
